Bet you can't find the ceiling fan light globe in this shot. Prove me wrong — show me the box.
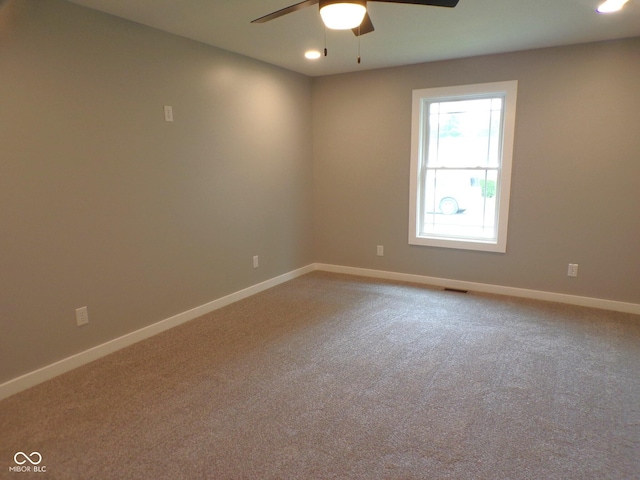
[320,1,367,30]
[596,0,628,12]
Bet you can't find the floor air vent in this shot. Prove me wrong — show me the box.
[444,288,469,294]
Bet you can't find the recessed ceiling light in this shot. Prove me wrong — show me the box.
[597,0,629,13]
[305,50,322,60]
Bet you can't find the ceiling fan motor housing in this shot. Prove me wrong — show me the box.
[319,0,367,7]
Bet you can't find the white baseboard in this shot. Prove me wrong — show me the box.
[315,263,640,315]
[2,262,638,401]
[0,264,315,401]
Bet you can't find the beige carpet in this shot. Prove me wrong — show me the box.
[1,271,639,479]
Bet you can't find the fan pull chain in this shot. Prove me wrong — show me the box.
[357,28,361,64]
[324,26,328,57]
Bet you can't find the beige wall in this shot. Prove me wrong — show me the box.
[312,38,640,304]
[0,0,314,383]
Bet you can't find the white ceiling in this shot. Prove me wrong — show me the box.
[67,0,640,77]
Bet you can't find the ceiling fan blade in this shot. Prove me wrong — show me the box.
[251,0,319,24]
[352,12,375,36]
[371,0,459,7]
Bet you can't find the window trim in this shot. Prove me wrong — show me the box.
[409,80,518,253]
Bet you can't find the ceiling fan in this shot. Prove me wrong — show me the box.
[252,0,460,37]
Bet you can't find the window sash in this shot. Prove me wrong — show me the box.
[419,167,500,242]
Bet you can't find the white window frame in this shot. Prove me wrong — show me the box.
[409,81,518,253]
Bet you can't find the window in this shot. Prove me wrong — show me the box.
[409,81,518,252]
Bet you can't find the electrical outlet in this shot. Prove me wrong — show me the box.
[163,105,173,122]
[377,245,384,257]
[76,306,89,326]
[567,263,579,277]
[253,255,259,268]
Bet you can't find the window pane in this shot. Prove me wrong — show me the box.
[421,168,498,241]
[426,97,503,168]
